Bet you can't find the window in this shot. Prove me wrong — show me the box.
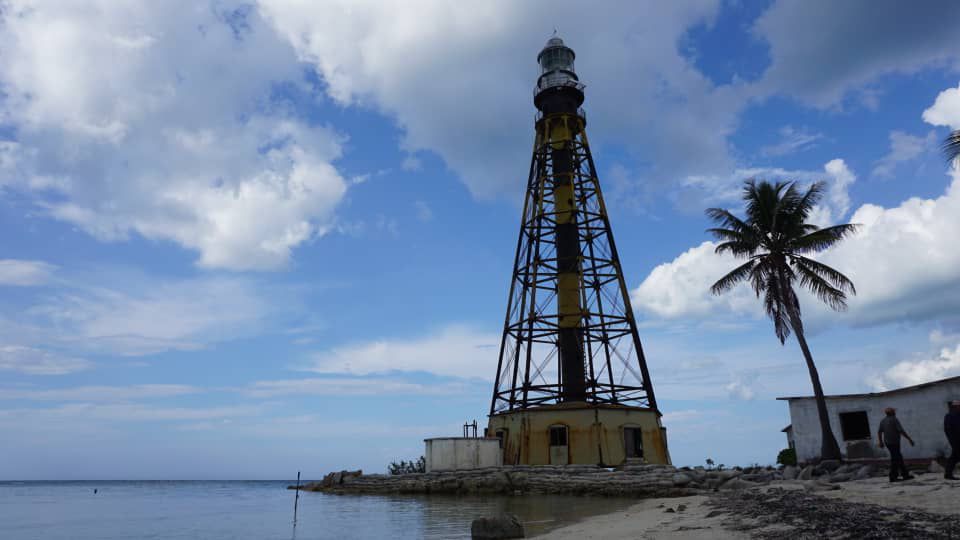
[495,430,507,449]
[839,411,870,440]
[549,425,568,446]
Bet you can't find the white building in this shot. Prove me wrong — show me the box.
[779,376,960,464]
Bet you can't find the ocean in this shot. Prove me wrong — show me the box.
[0,480,633,539]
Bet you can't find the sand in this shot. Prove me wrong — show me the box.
[533,495,752,539]
[536,472,960,539]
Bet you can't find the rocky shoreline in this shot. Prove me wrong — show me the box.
[292,459,898,498]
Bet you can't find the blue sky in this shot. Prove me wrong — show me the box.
[3,0,960,479]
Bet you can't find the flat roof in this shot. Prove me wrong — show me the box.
[776,375,960,401]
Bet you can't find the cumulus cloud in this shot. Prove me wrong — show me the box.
[0,260,56,286]
[633,167,960,329]
[0,1,349,270]
[259,0,745,201]
[753,0,960,108]
[303,325,499,379]
[0,346,92,375]
[868,344,960,391]
[923,82,960,130]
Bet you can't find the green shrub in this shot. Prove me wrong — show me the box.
[777,447,797,466]
[388,456,426,475]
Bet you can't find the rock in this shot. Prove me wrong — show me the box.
[803,480,840,492]
[705,510,725,518]
[664,507,676,513]
[719,478,755,491]
[782,465,798,480]
[671,473,693,487]
[930,460,945,474]
[676,504,687,512]
[816,459,841,474]
[471,514,525,540]
[855,464,876,480]
[797,465,814,480]
[829,472,854,483]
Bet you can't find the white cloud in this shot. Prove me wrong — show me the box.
[6,273,278,357]
[759,126,823,157]
[0,1,349,270]
[259,0,745,201]
[0,384,198,401]
[726,379,756,400]
[243,377,468,398]
[0,259,56,286]
[303,325,499,379]
[0,345,92,375]
[633,167,960,329]
[868,344,960,391]
[753,1,960,108]
[923,82,960,130]
[0,403,261,423]
[872,131,937,178]
[414,200,433,222]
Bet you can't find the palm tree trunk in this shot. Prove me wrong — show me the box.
[789,316,842,461]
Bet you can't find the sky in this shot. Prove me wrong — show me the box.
[2,0,960,479]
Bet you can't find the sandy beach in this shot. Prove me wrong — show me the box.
[536,471,960,539]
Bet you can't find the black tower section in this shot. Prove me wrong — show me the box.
[489,36,658,415]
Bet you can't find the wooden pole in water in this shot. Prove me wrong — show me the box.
[293,471,301,525]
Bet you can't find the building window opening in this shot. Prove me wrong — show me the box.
[624,427,643,458]
[495,430,507,449]
[839,411,871,440]
[549,425,568,447]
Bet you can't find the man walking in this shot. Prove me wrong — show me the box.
[878,407,915,482]
[944,400,960,480]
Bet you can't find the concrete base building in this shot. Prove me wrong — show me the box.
[779,376,960,464]
[488,403,669,466]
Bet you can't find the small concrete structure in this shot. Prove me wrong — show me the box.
[487,403,670,466]
[424,437,502,472]
[779,376,960,463]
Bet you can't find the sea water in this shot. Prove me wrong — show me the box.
[0,481,634,539]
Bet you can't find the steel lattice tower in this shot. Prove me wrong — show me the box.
[489,36,658,417]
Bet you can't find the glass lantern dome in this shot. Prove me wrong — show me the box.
[535,36,582,96]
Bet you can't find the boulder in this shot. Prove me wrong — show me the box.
[797,465,814,480]
[930,460,945,474]
[828,472,854,483]
[671,473,693,487]
[816,459,841,474]
[471,514,525,540]
[855,464,876,480]
[719,477,755,491]
[782,465,798,480]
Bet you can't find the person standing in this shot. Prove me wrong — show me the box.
[944,400,960,480]
[878,407,915,482]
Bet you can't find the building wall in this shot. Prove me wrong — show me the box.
[424,438,502,472]
[487,405,670,466]
[787,380,960,463]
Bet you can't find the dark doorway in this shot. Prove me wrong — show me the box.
[624,427,643,458]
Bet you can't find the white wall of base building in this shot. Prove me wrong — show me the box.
[783,378,960,464]
[424,438,502,472]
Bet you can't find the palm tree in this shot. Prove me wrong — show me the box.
[943,130,960,164]
[706,179,858,461]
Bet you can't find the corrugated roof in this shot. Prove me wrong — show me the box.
[776,375,960,401]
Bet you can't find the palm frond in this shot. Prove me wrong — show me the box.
[705,208,753,233]
[793,256,856,295]
[943,130,960,165]
[763,274,791,344]
[714,241,757,258]
[710,260,756,295]
[790,224,860,254]
[795,260,848,311]
[706,227,751,244]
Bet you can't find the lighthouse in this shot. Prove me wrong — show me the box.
[487,36,670,466]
